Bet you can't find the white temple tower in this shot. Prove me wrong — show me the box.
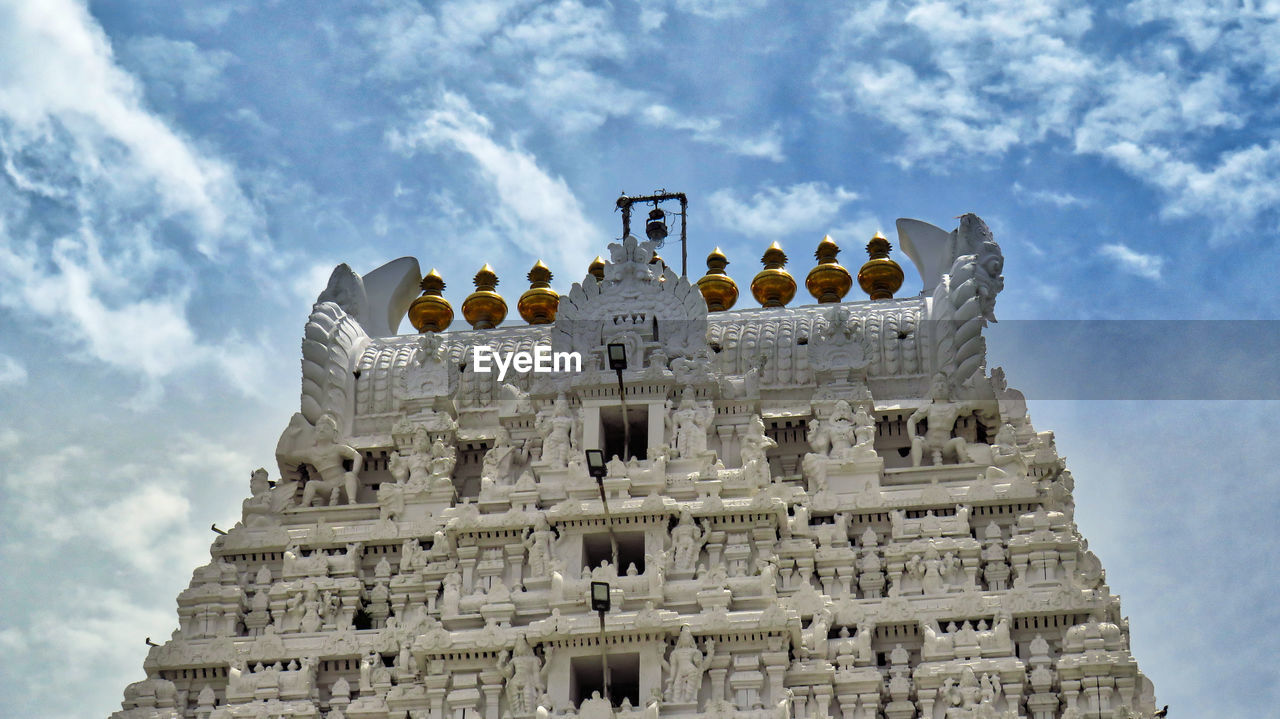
[112,211,1160,719]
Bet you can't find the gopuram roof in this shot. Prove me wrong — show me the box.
[111,213,1161,719]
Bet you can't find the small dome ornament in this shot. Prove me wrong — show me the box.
[750,241,797,308]
[805,234,853,303]
[857,232,905,300]
[697,247,738,312]
[588,255,605,283]
[461,264,507,329]
[517,260,559,325]
[407,269,453,333]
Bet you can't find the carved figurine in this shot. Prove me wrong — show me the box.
[499,636,548,715]
[426,436,456,487]
[481,426,521,486]
[523,516,556,578]
[669,511,707,572]
[537,394,578,468]
[666,386,713,458]
[983,422,1027,480]
[277,413,363,506]
[739,415,778,487]
[907,375,976,467]
[663,626,715,704]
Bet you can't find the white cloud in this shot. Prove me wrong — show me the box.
[122,35,236,104]
[1012,181,1089,208]
[358,0,783,156]
[0,353,27,385]
[1099,243,1164,280]
[827,213,886,249]
[640,104,784,161]
[671,0,770,19]
[389,91,598,271]
[0,0,257,244]
[709,182,860,238]
[0,0,275,398]
[815,0,1280,236]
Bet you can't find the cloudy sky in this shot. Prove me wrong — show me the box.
[1,1,1277,717]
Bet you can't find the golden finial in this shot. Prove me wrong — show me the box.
[805,234,853,303]
[518,260,559,325]
[750,241,796,307]
[697,247,738,312]
[857,232,905,300]
[462,263,507,329]
[588,255,605,282]
[408,269,453,333]
[650,251,668,282]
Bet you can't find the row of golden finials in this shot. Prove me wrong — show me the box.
[408,233,905,332]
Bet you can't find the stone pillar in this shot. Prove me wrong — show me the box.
[582,405,601,456]
[762,647,788,705]
[729,653,764,709]
[479,670,503,719]
[648,403,666,452]
[458,546,479,592]
[715,425,737,467]
[810,684,834,719]
[449,673,481,719]
[708,653,732,708]
[504,543,525,588]
[426,671,450,719]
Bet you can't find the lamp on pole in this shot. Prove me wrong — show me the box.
[590,580,612,704]
[606,343,629,461]
[585,450,619,570]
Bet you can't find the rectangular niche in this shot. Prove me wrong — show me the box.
[600,405,647,462]
[570,651,640,708]
[582,530,646,575]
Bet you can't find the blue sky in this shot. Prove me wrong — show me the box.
[0,1,1277,717]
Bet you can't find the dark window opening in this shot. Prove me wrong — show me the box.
[353,608,372,631]
[583,531,646,575]
[453,476,481,501]
[601,406,647,462]
[571,652,640,708]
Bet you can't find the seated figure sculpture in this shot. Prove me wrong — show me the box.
[907,375,977,467]
[276,413,363,506]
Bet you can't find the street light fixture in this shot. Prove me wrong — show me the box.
[605,343,631,462]
[591,580,612,704]
[586,449,607,479]
[607,343,627,372]
[590,581,611,613]
[585,448,620,571]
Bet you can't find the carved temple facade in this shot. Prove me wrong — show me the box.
[112,214,1160,719]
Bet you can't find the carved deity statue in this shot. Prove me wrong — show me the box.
[669,511,707,572]
[523,516,556,578]
[739,414,777,487]
[537,394,578,468]
[393,426,450,490]
[499,636,548,715]
[241,467,293,525]
[282,414,363,506]
[983,423,1027,480]
[851,405,877,457]
[666,386,713,458]
[663,626,715,704]
[481,426,522,486]
[802,607,833,660]
[908,375,977,467]
[427,436,456,486]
